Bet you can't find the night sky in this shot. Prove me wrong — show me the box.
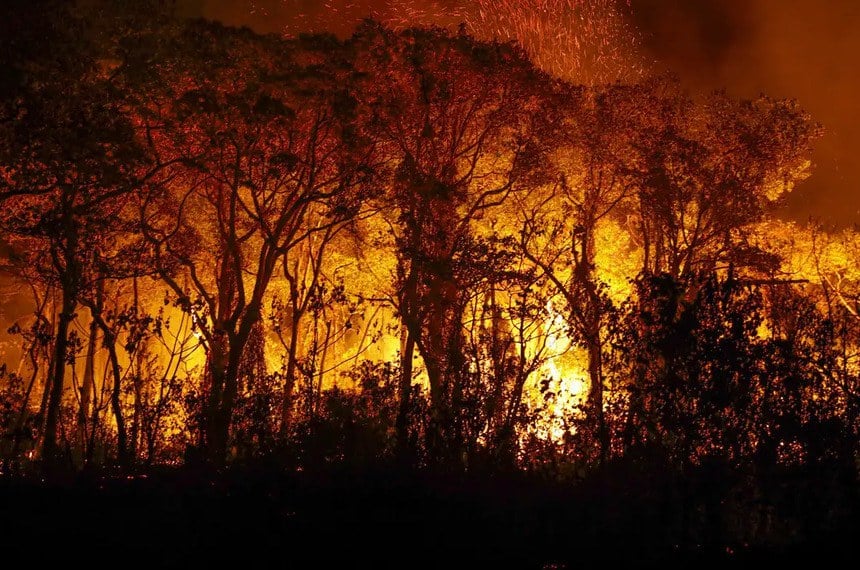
[171,0,860,225]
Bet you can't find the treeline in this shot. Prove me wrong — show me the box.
[1,2,857,528]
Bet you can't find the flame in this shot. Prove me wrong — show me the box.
[530,298,588,442]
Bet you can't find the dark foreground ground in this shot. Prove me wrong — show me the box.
[1,464,857,568]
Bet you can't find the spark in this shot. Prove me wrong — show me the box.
[464,0,647,83]
[272,0,647,83]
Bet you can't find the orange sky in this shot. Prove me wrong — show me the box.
[633,0,860,227]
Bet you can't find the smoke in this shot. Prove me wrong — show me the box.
[632,0,860,225]
[632,0,756,79]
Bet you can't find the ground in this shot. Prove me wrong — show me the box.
[1,464,857,567]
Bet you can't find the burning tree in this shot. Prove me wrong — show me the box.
[0,6,851,508]
[131,22,376,462]
[0,1,156,467]
[625,80,819,279]
[351,23,556,464]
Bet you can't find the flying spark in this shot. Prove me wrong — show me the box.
[274,0,647,83]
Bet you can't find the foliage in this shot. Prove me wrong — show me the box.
[0,14,854,545]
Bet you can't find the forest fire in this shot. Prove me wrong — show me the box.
[1,0,859,566]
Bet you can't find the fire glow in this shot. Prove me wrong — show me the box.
[0,0,855,482]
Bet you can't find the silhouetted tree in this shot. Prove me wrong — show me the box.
[0,2,152,467]
[134,23,375,462]
[626,80,819,278]
[352,23,553,465]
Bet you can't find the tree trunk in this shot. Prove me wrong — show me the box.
[84,294,131,468]
[419,294,466,467]
[280,309,303,438]
[11,347,41,457]
[586,329,608,466]
[131,357,143,461]
[78,317,98,465]
[314,319,332,417]
[215,342,243,462]
[130,277,142,461]
[486,288,508,445]
[577,222,609,466]
[104,330,130,467]
[205,340,228,463]
[207,307,261,463]
[396,326,415,458]
[42,294,75,468]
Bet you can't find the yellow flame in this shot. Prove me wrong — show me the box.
[530,298,588,442]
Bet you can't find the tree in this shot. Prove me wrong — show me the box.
[352,23,553,464]
[626,81,819,279]
[515,83,644,465]
[135,23,375,462]
[0,2,151,467]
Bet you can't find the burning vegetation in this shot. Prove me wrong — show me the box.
[0,1,858,564]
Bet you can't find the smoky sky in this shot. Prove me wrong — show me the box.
[633,0,860,227]
[187,0,860,226]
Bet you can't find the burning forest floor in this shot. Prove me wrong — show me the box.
[1,460,857,568]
